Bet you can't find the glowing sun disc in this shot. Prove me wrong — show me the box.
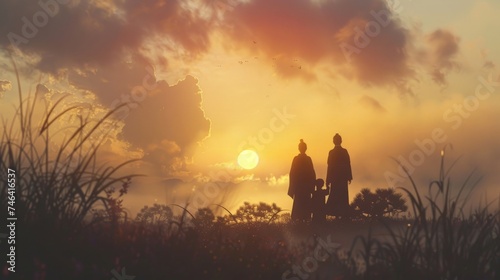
[237,150,259,170]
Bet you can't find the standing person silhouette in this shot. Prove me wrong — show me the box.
[288,139,316,222]
[326,133,353,219]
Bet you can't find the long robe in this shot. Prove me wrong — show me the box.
[288,153,316,221]
[325,146,352,217]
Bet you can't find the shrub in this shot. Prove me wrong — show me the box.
[351,187,408,218]
[234,202,282,223]
[135,203,174,225]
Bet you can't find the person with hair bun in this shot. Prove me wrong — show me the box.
[326,133,353,219]
[288,139,316,222]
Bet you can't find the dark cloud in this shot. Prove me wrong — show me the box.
[67,55,210,175]
[0,0,213,73]
[223,0,414,87]
[0,0,463,93]
[120,75,211,174]
[1,0,137,72]
[423,29,460,86]
[122,75,210,149]
[68,55,155,106]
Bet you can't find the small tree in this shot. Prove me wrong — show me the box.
[351,188,407,218]
[234,202,282,223]
[135,203,173,225]
[194,207,216,227]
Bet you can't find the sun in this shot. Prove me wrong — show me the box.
[237,150,259,170]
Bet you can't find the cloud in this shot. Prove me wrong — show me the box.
[121,75,210,149]
[265,174,289,186]
[119,75,211,175]
[222,0,415,88]
[1,0,464,93]
[483,61,495,70]
[66,55,210,175]
[0,0,213,178]
[480,49,496,70]
[1,0,136,72]
[148,176,240,214]
[67,55,155,107]
[0,80,12,97]
[420,29,461,86]
[358,95,386,113]
[0,0,214,73]
[235,174,257,183]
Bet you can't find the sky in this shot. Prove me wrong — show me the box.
[1,0,499,216]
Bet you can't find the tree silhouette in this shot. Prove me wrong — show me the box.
[234,202,282,223]
[194,207,216,227]
[351,188,407,218]
[135,203,173,224]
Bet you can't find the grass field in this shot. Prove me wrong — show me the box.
[1,211,498,279]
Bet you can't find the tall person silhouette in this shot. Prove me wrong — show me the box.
[288,139,316,222]
[326,133,353,219]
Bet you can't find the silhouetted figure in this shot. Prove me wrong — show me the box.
[311,178,329,224]
[288,139,316,222]
[326,134,353,219]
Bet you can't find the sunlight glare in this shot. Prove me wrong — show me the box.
[237,150,259,170]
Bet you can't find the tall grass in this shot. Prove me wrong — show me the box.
[349,151,500,279]
[0,64,140,229]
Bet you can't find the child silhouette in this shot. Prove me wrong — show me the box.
[311,178,329,224]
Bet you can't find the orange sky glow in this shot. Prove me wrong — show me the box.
[1,0,499,216]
